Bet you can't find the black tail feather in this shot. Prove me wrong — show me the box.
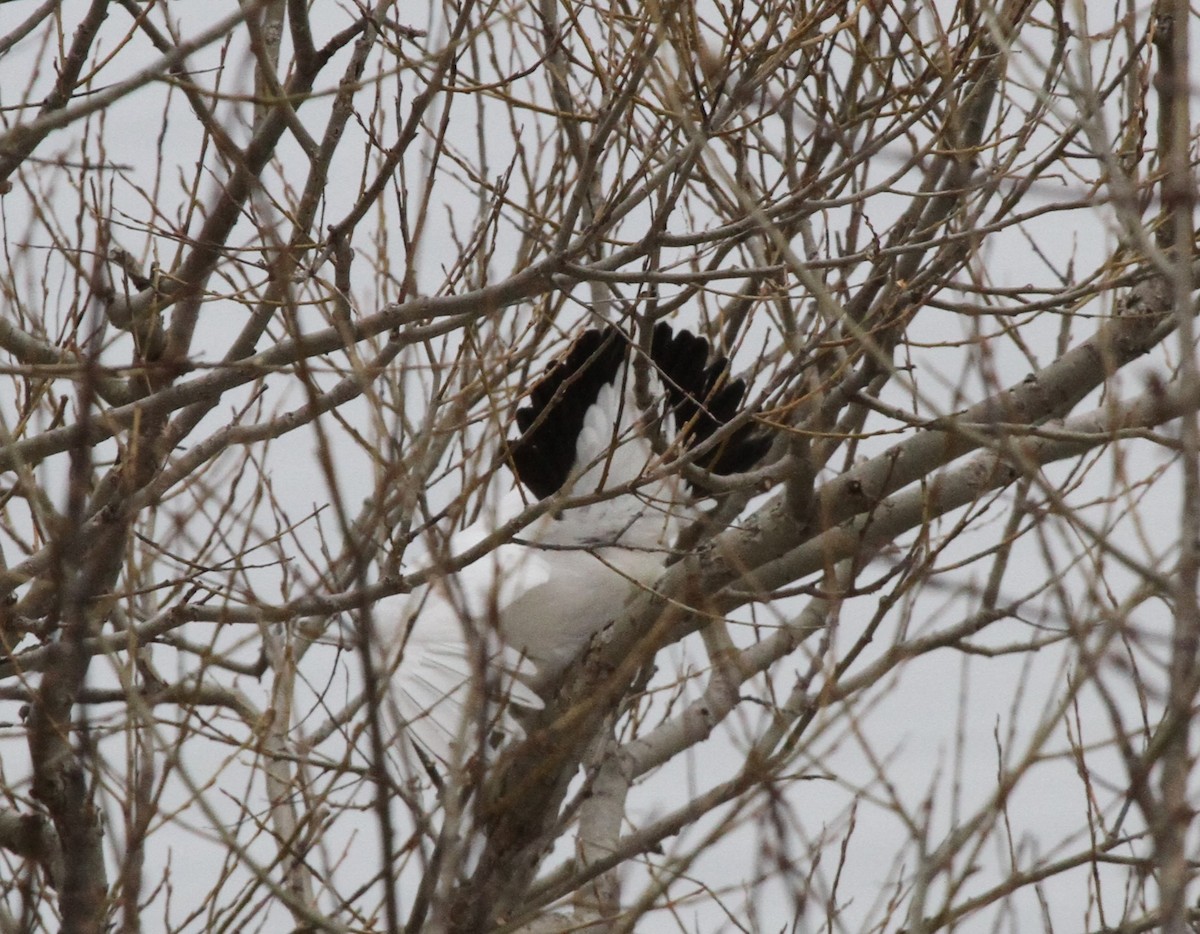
[509,324,768,500]
[509,328,625,500]
[650,322,770,488]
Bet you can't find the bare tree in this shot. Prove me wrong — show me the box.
[0,0,1197,931]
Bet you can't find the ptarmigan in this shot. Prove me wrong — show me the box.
[371,322,768,770]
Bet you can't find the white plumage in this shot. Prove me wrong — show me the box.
[371,324,766,769]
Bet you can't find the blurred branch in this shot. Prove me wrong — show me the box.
[0,4,257,184]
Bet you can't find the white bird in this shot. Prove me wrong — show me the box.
[371,323,768,770]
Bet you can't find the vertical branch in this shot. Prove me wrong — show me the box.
[1152,1,1197,931]
[27,356,109,933]
[571,730,630,927]
[253,0,287,127]
[116,689,154,934]
[536,0,619,318]
[261,626,318,918]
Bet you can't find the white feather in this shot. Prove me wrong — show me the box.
[373,495,669,767]
[374,330,720,771]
